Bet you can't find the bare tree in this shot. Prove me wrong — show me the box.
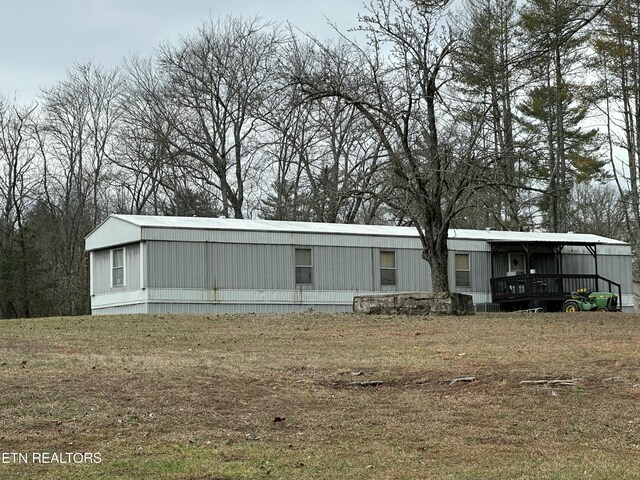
[0,100,39,234]
[566,182,626,237]
[289,0,492,291]
[303,97,388,223]
[0,98,42,317]
[34,63,123,315]
[256,82,319,220]
[126,17,284,218]
[112,63,174,215]
[257,77,388,223]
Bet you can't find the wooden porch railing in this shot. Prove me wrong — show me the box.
[490,273,622,302]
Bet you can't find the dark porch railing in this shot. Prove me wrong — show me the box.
[490,273,622,302]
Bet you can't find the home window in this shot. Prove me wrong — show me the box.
[295,248,312,285]
[112,248,125,287]
[455,253,470,288]
[380,250,396,286]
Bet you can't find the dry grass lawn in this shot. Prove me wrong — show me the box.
[0,312,639,479]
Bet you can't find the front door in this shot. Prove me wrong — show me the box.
[508,252,526,275]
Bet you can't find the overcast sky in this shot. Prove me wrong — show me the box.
[1,0,365,104]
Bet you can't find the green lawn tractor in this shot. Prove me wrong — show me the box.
[563,288,619,312]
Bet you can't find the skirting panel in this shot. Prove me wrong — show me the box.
[91,288,496,315]
[92,303,149,315]
[144,303,352,314]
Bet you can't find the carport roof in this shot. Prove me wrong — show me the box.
[447,228,627,246]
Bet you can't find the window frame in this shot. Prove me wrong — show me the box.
[295,247,313,286]
[454,253,471,288]
[111,247,126,288]
[380,250,397,287]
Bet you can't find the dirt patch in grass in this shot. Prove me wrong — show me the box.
[0,312,639,479]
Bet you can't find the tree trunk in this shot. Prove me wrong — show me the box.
[423,249,449,292]
[554,43,567,232]
[421,232,450,292]
[632,29,640,235]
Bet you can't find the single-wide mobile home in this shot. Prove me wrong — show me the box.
[85,215,634,314]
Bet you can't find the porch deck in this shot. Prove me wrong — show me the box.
[490,273,622,303]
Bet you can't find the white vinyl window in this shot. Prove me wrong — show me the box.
[112,248,125,287]
[455,253,470,288]
[295,248,312,285]
[380,250,396,286]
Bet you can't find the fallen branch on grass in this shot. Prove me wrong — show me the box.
[449,376,476,386]
[520,378,581,386]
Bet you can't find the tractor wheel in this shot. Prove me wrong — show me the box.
[564,302,579,313]
[596,307,608,312]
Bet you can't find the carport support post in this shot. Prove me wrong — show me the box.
[553,245,564,274]
[594,244,598,290]
[490,244,498,280]
[586,244,599,291]
[553,245,564,294]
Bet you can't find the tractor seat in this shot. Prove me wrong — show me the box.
[572,288,592,298]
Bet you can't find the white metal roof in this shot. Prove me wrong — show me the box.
[105,214,627,245]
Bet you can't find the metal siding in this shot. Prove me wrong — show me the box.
[530,253,556,274]
[92,303,148,315]
[561,253,633,305]
[147,241,207,288]
[126,243,140,290]
[140,229,487,252]
[143,228,426,250]
[146,288,375,304]
[563,244,632,255]
[211,243,292,289]
[314,246,374,291]
[92,286,497,315]
[90,289,147,310]
[146,303,352,314]
[475,252,493,293]
[590,255,632,295]
[93,250,111,294]
[142,228,496,251]
[492,252,508,278]
[396,249,430,291]
[470,251,491,293]
[448,239,491,252]
[562,254,595,275]
[85,216,142,251]
[599,256,633,295]
[562,253,633,294]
